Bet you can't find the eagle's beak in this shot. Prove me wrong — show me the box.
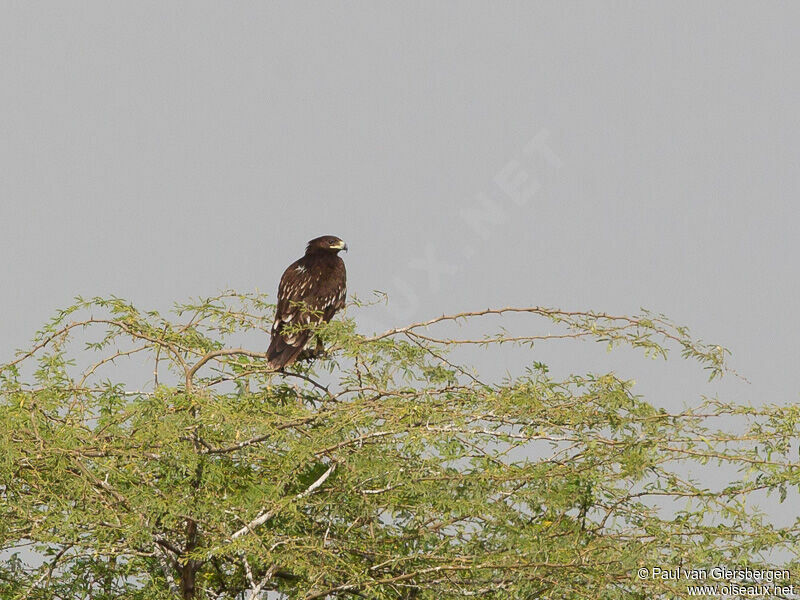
[342,243,348,252]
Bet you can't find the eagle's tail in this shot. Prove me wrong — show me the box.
[266,332,310,370]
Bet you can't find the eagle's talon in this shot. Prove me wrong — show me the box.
[297,341,327,362]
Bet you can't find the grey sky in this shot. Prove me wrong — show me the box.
[1,2,798,414]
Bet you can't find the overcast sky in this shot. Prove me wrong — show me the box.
[1,2,798,415]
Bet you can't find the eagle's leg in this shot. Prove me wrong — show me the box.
[298,337,326,362]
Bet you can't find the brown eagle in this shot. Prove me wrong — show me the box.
[266,235,348,370]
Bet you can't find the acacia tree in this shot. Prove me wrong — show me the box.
[0,292,798,599]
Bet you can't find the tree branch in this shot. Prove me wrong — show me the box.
[230,463,336,541]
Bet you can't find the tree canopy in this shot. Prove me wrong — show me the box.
[1,292,798,599]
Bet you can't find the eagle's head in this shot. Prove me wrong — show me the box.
[306,235,348,255]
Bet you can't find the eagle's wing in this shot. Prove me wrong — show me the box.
[266,258,346,369]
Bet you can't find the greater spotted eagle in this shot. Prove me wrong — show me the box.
[266,235,348,370]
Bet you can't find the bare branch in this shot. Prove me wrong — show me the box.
[20,545,71,599]
[230,463,336,541]
[186,348,269,390]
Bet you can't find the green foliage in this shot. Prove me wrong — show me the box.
[0,292,798,599]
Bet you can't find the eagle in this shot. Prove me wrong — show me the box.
[266,235,348,370]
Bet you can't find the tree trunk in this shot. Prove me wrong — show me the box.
[180,559,196,599]
[181,518,198,599]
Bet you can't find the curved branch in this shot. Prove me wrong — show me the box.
[185,348,269,390]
